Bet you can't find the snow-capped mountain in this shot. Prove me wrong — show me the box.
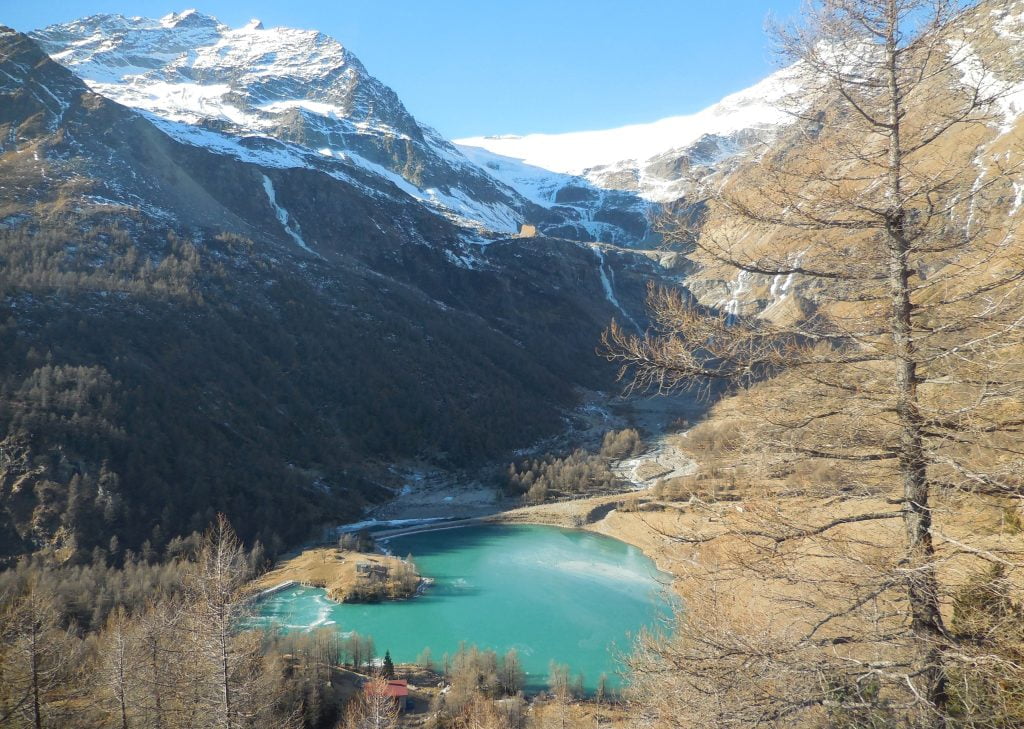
[7,0,1021,563]
[0,24,673,557]
[29,8,809,245]
[457,64,805,203]
[29,10,524,233]
[29,10,655,244]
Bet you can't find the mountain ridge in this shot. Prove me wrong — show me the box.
[456,62,805,204]
[30,11,659,246]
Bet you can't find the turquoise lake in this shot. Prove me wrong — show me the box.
[248,524,673,691]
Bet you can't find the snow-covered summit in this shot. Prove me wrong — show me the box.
[457,65,801,174]
[159,9,219,29]
[30,11,544,235]
[457,64,804,202]
[31,11,394,130]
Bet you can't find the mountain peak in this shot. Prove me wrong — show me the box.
[33,11,354,89]
[158,9,220,29]
[27,10,657,242]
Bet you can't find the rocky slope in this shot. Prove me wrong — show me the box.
[680,0,1024,322]
[0,26,670,561]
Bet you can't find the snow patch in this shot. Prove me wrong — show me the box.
[339,150,520,233]
[949,40,1024,133]
[259,99,346,117]
[88,80,249,125]
[590,244,640,330]
[764,252,805,311]
[720,270,751,322]
[458,144,578,206]
[994,4,1024,39]
[261,174,317,255]
[1011,181,1024,217]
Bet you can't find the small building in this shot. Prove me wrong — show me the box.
[355,562,389,580]
[364,679,411,712]
[517,223,538,238]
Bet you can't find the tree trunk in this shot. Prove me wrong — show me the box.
[117,629,130,729]
[883,2,948,723]
[31,619,41,729]
[220,628,233,729]
[119,683,129,729]
[150,641,163,729]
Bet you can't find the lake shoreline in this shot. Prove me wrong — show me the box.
[358,430,699,586]
[249,523,670,694]
[368,491,682,589]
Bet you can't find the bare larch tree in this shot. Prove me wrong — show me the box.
[606,0,1024,726]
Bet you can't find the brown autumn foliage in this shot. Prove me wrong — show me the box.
[606,1,1024,727]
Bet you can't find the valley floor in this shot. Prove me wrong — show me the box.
[252,407,1024,729]
[367,391,706,526]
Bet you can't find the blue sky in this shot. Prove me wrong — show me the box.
[5,1,804,139]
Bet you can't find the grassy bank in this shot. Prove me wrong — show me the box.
[251,548,423,603]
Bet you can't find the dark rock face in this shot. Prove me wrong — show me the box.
[554,185,599,205]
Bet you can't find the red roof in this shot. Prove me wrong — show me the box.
[365,679,409,698]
